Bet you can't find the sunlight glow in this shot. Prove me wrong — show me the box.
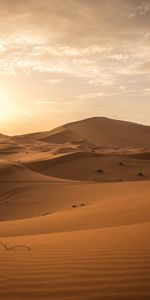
[0,88,12,123]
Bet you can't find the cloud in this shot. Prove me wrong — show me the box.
[46,79,62,84]
[0,0,149,130]
[34,91,119,107]
[134,61,150,73]
[0,0,149,89]
[0,1,150,44]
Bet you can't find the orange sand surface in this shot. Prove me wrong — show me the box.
[0,117,150,299]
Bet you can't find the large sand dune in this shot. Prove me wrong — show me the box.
[14,117,150,148]
[1,117,150,164]
[0,117,150,300]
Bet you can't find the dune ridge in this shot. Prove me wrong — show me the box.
[24,151,150,182]
[13,117,150,148]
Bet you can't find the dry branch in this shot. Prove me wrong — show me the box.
[0,241,31,251]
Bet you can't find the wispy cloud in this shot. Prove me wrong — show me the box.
[46,79,62,84]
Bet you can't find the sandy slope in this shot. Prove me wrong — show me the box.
[14,117,150,148]
[0,158,72,220]
[0,180,150,299]
[0,133,21,155]
[0,158,66,182]
[25,152,150,182]
[0,223,150,300]
[0,180,150,235]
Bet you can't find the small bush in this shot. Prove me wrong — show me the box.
[96,169,104,173]
[138,172,144,177]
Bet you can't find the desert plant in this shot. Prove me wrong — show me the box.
[138,172,144,177]
[96,169,104,173]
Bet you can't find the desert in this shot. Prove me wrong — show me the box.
[0,1,150,299]
[0,117,150,300]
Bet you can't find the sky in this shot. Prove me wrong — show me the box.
[0,0,150,135]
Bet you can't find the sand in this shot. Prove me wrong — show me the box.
[1,223,150,300]
[24,152,150,182]
[0,117,150,299]
[13,117,150,148]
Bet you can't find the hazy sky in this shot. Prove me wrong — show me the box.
[0,0,150,134]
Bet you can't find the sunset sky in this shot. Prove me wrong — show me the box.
[0,0,150,135]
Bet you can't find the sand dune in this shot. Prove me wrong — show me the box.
[128,152,150,160]
[25,152,150,182]
[0,134,21,155]
[0,158,72,221]
[14,117,150,148]
[0,133,13,142]
[1,117,150,163]
[0,158,62,182]
[0,180,150,235]
[0,117,150,300]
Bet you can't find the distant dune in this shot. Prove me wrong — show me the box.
[14,117,150,148]
[0,133,21,155]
